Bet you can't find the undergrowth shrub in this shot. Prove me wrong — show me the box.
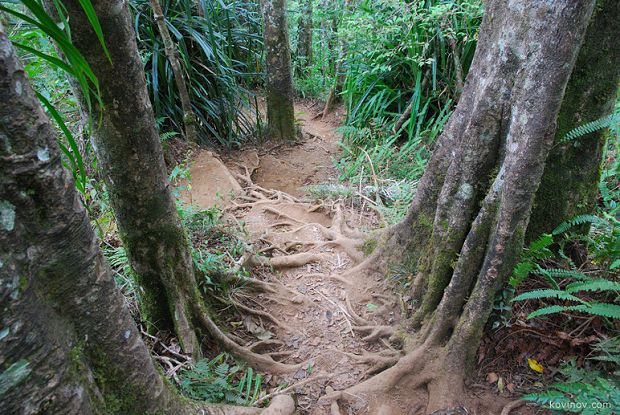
[337,0,482,183]
[507,167,620,413]
[131,0,263,148]
[179,353,263,405]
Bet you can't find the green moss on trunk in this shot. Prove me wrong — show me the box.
[527,0,620,241]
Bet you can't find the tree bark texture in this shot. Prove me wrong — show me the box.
[0,22,186,414]
[350,1,596,411]
[261,0,297,140]
[296,0,313,72]
[150,0,199,144]
[0,21,291,415]
[60,0,201,356]
[526,0,620,241]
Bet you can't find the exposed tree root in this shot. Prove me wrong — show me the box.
[249,339,284,353]
[500,400,526,415]
[193,304,303,374]
[255,395,296,415]
[252,252,327,269]
[218,271,281,295]
[353,325,395,343]
[321,345,465,414]
[325,387,343,415]
[193,394,293,414]
[229,295,296,333]
[255,375,331,406]
[333,348,402,375]
[344,294,396,342]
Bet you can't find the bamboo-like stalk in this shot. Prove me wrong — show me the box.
[150,0,198,144]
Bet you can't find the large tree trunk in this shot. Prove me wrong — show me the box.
[296,0,313,74]
[0,22,271,415]
[526,0,620,241]
[327,1,596,412]
[60,0,202,356]
[150,0,199,144]
[261,0,297,141]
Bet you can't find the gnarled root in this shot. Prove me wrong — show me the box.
[500,400,526,415]
[320,346,467,414]
[229,296,296,333]
[345,295,395,343]
[195,395,295,415]
[193,304,303,374]
[266,252,327,269]
[353,325,395,343]
[334,348,402,376]
[259,395,296,415]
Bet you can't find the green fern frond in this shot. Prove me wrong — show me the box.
[569,303,620,319]
[160,131,179,142]
[512,289,585,303]
[528,233,554,253]
[527,305,576,319]
[561,112,620,143]
[537,268,590,281]
[552,214,610,235]
[509,262,534,287]
[566,279,620,294]
[527,302,620,319]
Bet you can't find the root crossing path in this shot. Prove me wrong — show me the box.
[182,102,517,415]
[184,101,411,414]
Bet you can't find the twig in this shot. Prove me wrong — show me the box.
[254,374,330,405]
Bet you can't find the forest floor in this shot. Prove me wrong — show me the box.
[181,101,537,415]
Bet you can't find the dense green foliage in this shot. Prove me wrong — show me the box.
[0,0,106,197]
[179,353,263,405]
[507,131,620,413]
[290,0,483,184]
[131,0,263,147]
[523,356,620,415]
[3,0,618,412]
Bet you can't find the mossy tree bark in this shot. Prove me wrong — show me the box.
[0,23,266,415]
[526,0,620,241]
[336,1,596,412]
[59,0,201,356]
[296,0,313,74]
[150,0,199,144]
[261,0,297,141]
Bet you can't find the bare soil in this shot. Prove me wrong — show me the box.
[182,101,536,415]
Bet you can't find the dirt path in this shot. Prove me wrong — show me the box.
[181,102,518,414]
[230,101,344,197]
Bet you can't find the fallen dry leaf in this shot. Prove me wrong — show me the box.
[528,358,544,373]
[486,372,499,383]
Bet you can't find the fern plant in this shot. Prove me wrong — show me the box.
[178,353,263,405]
[512,214,620,320]
[523,355,620,414]
[561,111,620,144]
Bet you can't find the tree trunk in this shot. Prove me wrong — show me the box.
[329,1,596,412]
[59,0,202,356]
[526,0,620,241]
[296,0,313,73]
[321,0,353,118]
[0,22,269,415]
[261,0,297,141]
[150,0,198,144]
